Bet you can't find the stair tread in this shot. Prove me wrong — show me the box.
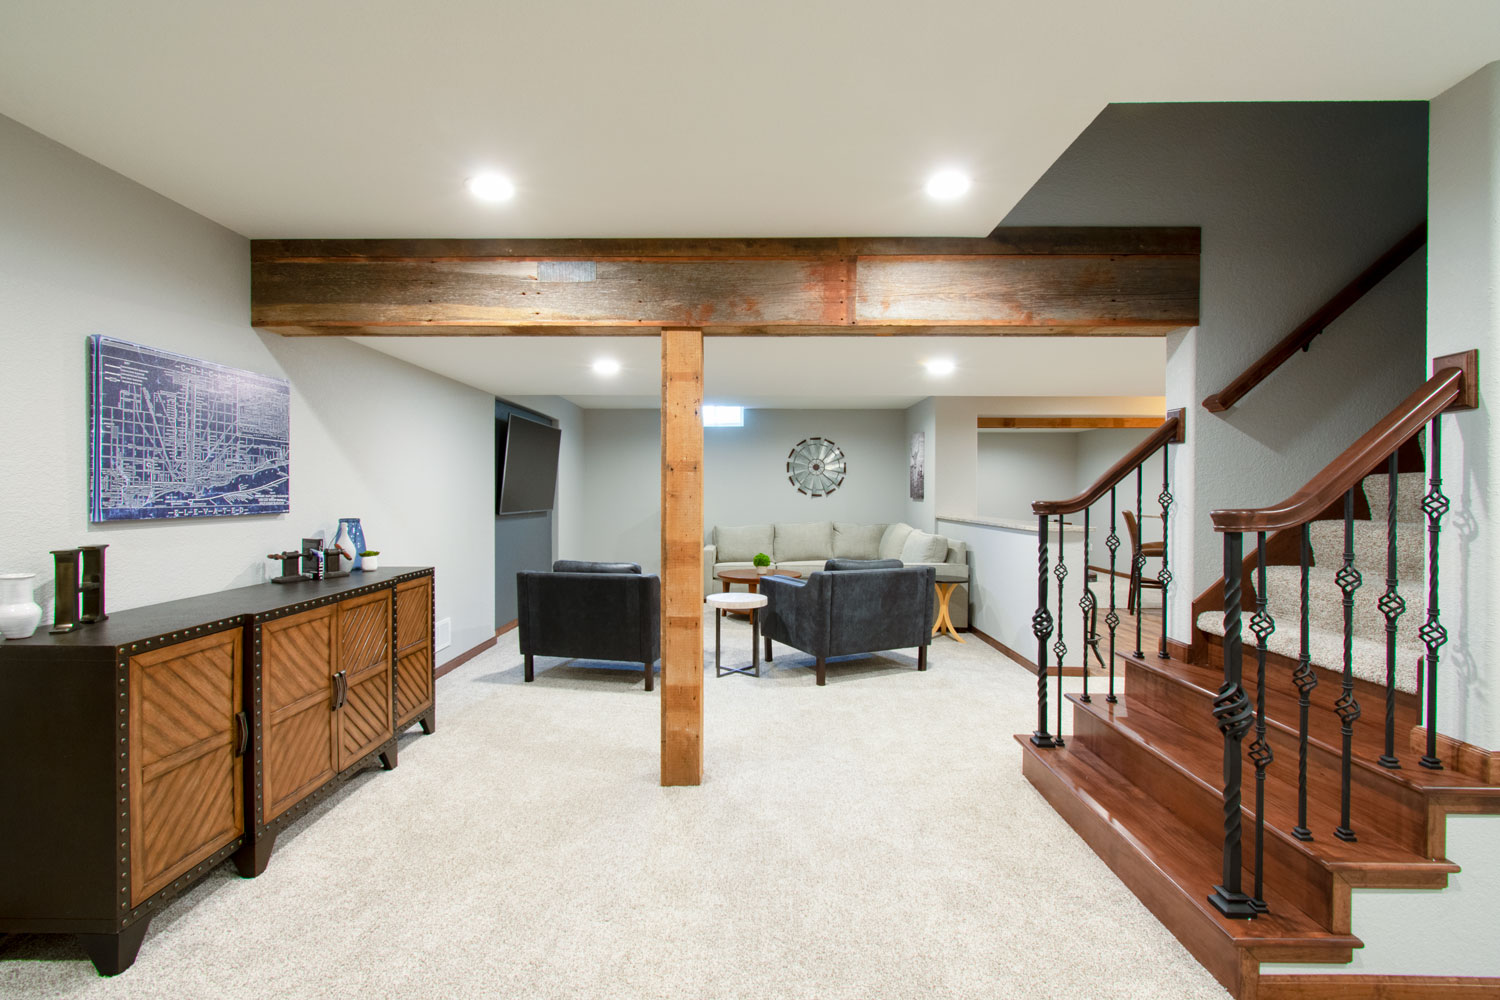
[1016,733,1361,952]
[1126,650,1500,799]
[1067,692,1458,878]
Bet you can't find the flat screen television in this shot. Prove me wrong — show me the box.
[497,415,561,515]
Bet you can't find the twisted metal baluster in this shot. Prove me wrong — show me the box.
[1209,530,1257,919]
[1031,513,1056,748]
[1134,466,1145,659]
[1248,532,1275,913]
[1420,419,1450,770]
[1334,488,1363,842]
[1378,452,1406,769]
[1291,524,1316,842]
[1158,447,1173,658]
[1054,515,1068,744]
[1105,487,1121,703]
[1079,506,1095,703]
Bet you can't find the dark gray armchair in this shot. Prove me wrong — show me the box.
[759,563,934,685]
[516,561,661,690]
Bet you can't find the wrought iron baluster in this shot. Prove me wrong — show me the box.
[1249,532,1275,913]
[1378,452,1406,769]
[1105,487,1121,703]
[1210,530,1256,918]
[1158,447,1173,658]
[1079,507,1095,703]
[1031,513,1056,748]
[1291,524,1316,842]
[1334,488,1363,842]
[1134,466,1145,659]
[1420,418,1450,770]
[1054,515,1068,744]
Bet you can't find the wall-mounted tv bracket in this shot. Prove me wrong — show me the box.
[79,544,108,623]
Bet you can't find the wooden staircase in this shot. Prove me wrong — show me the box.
[1019,356,1500,999]
[1019,613,1500,997]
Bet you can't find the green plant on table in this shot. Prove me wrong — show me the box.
[361,550,379,557]
[752,552,771,568]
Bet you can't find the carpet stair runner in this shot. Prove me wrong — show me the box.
[1018,462,1500,998]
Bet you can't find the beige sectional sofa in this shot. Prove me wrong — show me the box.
[703,520,969,628]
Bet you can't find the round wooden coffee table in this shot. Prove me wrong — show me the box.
[715,567,802,619]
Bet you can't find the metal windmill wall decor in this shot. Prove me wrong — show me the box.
[786,437,846,497]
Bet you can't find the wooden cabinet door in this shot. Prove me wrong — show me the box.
[336,590,392,772]
[394,576,433,728]
[129,630,243,906]
[261,606,336,823]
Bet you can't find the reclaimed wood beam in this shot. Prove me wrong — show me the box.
[250,229,1199,336]
[660,328,704,787]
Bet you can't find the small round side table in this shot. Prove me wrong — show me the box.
[706,592,769,676]
[932,569,967,643]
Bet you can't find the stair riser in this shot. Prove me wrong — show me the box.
[1196,640,1420,748]
[1071,704,1340,931]
[1019,745,1255,998]
[1307,519,1424,582]
[1126,660,1434,856]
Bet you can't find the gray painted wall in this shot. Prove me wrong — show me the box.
[976,433,1078,521]
[575,407,911,573]
[1003,102,1428,640]
[0,113,496,660]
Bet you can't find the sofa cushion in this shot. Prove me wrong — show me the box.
[825,558,903,572]
[832,521,885,559]
[553,560,641,574]
[715,524,774,564]
[900,529,950,564]
[879,523,915,561]
[774,522,833,562]
[771,560,828,578]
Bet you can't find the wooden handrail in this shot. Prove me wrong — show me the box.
[1032,409,1184,516]
[1211,352,1478,533]
[1202,222,1427,413]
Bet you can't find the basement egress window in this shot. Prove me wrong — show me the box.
[703,405,744,427]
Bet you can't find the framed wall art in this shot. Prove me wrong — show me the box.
[89,336,290,521]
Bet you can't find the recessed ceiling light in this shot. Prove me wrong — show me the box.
[592,358,621,376]
[925,169,971,201]
[467,172,515,202]
[924,358,957,376]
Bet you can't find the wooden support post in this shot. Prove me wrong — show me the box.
[660,328,704,786]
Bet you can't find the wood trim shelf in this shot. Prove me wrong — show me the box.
[979,416,1163,430]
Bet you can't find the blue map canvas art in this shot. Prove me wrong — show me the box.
[89,336,290,521]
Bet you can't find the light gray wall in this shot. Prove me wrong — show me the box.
[1430,62,1500,753]
[576,407,910,573]
[1004,102,1428,640]
[1074,428,1164,499]
[0,113,496,661]
[977,433,1078,521]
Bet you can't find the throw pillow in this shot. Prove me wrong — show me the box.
[773,522,834,562]
[900,529,950,564]
[832,522,885,559]
[715,524,773,564]
[878,522,915,561]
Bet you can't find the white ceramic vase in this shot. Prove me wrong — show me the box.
[0,573,42,639]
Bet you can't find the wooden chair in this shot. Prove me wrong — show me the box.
[1122,510,1164,615]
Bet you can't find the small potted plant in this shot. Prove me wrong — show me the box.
[360,550,380,572]
[753,552,771,575]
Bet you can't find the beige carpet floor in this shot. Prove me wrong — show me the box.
[0,610,1229,999]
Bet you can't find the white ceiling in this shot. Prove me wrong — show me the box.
[3,2,1495,406]
[355,335,1165,408]
[0,1,1496,240]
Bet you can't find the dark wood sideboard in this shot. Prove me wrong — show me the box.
[0,567,435,976]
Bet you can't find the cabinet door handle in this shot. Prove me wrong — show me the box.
[331,672,343,711]
[234,711,250,757]
[337,671,349,710]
